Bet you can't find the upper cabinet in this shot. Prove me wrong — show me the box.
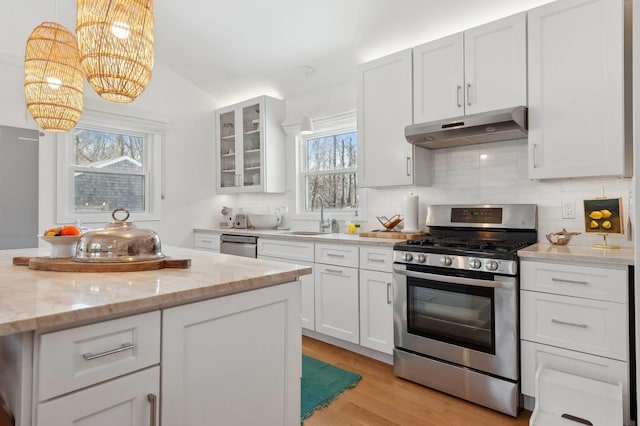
[216,96,285,193]
[413,13,527,123]
[528,0,631,180]
[357,49,431,188]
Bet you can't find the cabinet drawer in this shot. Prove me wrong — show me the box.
[359,246,393,272]
[38,311,160,401]
[521,291,627,360]
[37,366,159,426]
[521,340,630,424]
[315,243,359,268]
[258,238,314,262]
[521,260,627,303]
[194,233,221,251]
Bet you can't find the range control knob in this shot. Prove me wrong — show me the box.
[416,254,426,264]
[486,260,499,271]
[469,258,482,269]
[403,252,413,262]
[440,256,453,266]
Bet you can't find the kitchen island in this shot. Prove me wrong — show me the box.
[0,246,311,426]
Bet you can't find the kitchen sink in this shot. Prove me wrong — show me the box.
[283,231,327,236]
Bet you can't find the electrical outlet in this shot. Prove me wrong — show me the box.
[562,200,576,219]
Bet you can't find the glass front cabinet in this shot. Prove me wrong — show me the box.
[216,96,285,193]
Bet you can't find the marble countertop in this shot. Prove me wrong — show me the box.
[518,243,634,266]
[193,228,407,246]
[0,246,312,337]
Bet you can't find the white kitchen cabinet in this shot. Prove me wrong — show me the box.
[314,243,359,344]
[216,95,285,193]
[161,282,301,426]
[413,12,526,123]
[37,367,159,426]
[193,231,221,252]
[358,247,394,355]
[357,49,431,188]
[33,312,160,426]
[528,0,631,180]
[258,238,315,330]
[520,258,631,424]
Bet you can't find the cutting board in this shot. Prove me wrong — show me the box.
[359,231,426,240]
[13,256,191,272]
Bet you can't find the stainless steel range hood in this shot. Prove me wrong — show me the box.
[405,106,527,149]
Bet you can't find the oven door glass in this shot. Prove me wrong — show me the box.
[407,272,495,354]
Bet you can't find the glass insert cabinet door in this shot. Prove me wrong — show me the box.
[216,101,262,191]
[215,95,285,194]
[242,104,261,188]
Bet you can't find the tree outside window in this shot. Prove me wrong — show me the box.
[301,131,357,211]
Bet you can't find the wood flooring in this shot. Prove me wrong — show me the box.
[302,336,532,426]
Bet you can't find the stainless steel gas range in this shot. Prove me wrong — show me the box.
[392,204,537,417]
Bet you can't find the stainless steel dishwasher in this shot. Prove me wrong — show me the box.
[219,234,257,258]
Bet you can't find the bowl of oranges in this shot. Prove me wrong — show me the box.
[40,225,82,258]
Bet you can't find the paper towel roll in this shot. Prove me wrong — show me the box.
[403,192,419,233]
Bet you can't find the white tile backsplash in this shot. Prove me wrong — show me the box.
[232,139,631,247]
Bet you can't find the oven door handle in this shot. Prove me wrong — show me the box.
[392,266,513,289]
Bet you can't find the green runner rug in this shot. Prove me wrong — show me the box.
[301,355,362,421]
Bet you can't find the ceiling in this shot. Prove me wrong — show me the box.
[2,0,557,106]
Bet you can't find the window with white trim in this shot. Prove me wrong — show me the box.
[57,111,165,224]
[297,113,358,215]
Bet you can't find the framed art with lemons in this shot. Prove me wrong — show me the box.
[583,197,623,234]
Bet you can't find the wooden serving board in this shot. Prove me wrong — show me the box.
[359,231,427,240]
[12,256,191,272]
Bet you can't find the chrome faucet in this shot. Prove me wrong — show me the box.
[311,194,331,233]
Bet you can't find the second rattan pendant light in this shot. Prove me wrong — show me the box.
[76,0,154,103]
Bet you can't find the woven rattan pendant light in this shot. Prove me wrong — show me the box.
[24,22,84,133]
[76,0,154,103]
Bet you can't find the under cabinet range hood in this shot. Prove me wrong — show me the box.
[405,106,527,149]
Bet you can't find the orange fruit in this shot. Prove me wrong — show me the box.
[60,225,81,236]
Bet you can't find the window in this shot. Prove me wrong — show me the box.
[57,110,166,224]
[297,112,358,215]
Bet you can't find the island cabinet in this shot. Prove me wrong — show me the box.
[527,0,631,180]
[0,283,301,426]
[357,48,431,188]
[412,12,526,123]
[520,259,632,424]
[4,311,161,426]
[216,95,285,193]
[162,282,301,426]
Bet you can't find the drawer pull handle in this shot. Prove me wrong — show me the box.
[369,258,385,263]
[325,268,343,274]
[551,277,588,285]
[200,239,212,243]
[82,342,135,360]
[551,318,588,328]
[326,253,345,258]
[147,393,157,426]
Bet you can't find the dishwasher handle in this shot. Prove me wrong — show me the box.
[220,234,258,244]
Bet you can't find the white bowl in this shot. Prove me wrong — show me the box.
[39,235,82,258]
[247,214,280,229]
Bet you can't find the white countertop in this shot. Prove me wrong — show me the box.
[194,228,408,246]
[0,246,312,337]
[518,243,634,266]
